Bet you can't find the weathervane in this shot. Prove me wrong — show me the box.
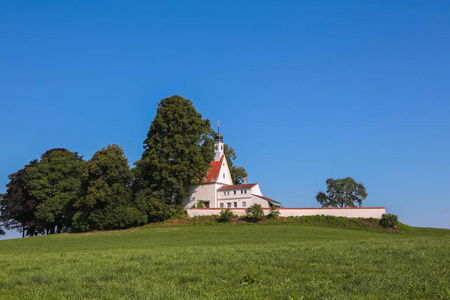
[218,120,220,132]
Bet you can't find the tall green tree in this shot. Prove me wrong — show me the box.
[1,160,40,237]
[316,177,367,207]
[26,149,83,234]
[73,144,146,232]
[135,95,214,205]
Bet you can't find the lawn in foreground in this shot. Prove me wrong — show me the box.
[0,224,449,299]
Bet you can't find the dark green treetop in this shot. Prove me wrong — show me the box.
[135,95,214,205]
[26,149,83,234]
[73,144,146,232]
[1,160,39,237]
[316,177,367,207]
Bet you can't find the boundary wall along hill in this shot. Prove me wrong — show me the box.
[188,207,386,219]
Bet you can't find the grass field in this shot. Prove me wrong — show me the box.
[0,222,449,299]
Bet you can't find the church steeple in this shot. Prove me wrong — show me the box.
[214,121,224,161]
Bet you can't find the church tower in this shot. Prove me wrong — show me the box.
[214,122,224,161]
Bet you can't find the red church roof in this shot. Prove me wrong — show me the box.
[217,183,258,191]
[204,155,224,183]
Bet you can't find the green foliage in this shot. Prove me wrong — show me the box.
[0,225,448,299]
[1,160,39,236]
[134,188,185,223]
[379,213,399,228]
[135,95,214,205]
[218,208,236,221]
[240,271,259,285]
[73,144,146,232]
[26,149,83,234]
[267,206,280,219]
[246,204,264,219]
[316,177,367,207]
[196,200,205,208]
[223,144,248,184]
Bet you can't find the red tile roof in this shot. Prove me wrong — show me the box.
[203,155,224,183]
[217,183,258,191]
[254,194,282,204]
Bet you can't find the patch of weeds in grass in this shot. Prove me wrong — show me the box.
[240,271,259,285]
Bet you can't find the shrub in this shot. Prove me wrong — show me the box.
[218,208,236,221]
[196,200,205,208]
[267,206,280,219]
[379,213,398,228]
[246,204,264,219]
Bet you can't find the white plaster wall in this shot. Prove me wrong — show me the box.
[250,184,262,196]
[183,183,218,209]
[187,207,386,218]
[218,190,251,200]
[215,156,233,185]
[250,195,271,208]
[217,197,252,209]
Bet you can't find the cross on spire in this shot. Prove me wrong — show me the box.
[218,120,220,132]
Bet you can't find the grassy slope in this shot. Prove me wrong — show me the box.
[0,224,449,299]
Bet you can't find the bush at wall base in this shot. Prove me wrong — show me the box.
[379,213,398,228]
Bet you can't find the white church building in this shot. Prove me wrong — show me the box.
[182,128,282,209]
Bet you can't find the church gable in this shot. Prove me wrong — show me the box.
[203,155,232,185]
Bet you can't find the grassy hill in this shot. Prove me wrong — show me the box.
[0,222,449,299]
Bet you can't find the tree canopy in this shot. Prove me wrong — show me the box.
[26,149,84,234]
[135,95,214,205]
[316,177,367,207]
[1,160,39,236]
[73,144,146,232]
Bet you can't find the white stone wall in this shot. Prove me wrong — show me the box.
[183,183,218,208]
[187,207,386,219]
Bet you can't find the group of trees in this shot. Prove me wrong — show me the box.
[0,96,247,236]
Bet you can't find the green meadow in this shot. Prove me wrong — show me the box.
[0,222,449,299]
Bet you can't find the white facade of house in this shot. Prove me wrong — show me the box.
[183,129,281,209]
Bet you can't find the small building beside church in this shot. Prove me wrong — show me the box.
[182,128,282,209]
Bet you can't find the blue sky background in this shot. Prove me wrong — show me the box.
[1,1,449,239]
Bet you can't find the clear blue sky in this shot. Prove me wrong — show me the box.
[1,1,449,239]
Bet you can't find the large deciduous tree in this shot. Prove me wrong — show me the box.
[135,95,214,205]
[72,144,146,232]
[26,149,83,234]
[1,160,40,236]
[316,177,367,207]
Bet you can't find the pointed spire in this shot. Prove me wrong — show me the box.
[218,120,220,133]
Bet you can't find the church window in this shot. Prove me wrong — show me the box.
[221,145,223,150]
[233,202,237,208]
[215,145,218,150]
[220,203,224,208]
[223,191,226,196]
[241,190,243,194]
[233,190,236,195]
[227,202,231,208]
[242,201,246,207]
[223,173,225,178]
